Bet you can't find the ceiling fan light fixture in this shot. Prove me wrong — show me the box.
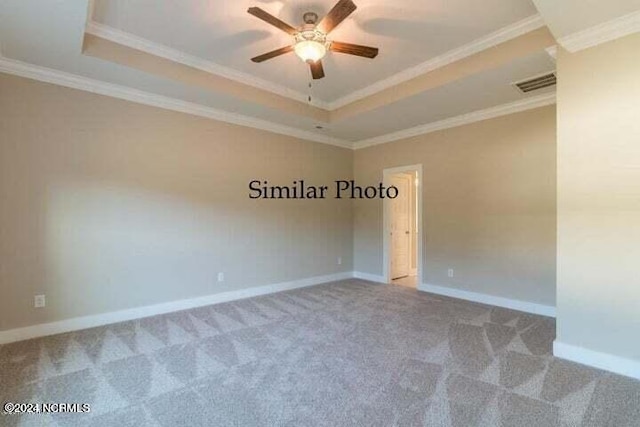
[248,1,378,79]
[294,40,327,63]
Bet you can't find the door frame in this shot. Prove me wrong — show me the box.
[389,173,412,280]
[383,164,423,285]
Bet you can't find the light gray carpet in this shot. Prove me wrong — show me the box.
[1,279,639,426]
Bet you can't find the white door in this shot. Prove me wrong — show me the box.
[390,174,411,279]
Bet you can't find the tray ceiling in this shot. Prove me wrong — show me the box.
[92,0,539,103]
[0,0,562,146]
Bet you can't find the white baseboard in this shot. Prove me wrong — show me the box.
[418,283,556,317]
[353,271,387,284]
[554,340,640,380]
[0,271,352,345]
[0,273,558,344]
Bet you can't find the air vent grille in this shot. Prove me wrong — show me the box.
[514,73,556,93]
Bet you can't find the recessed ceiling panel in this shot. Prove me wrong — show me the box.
[93,0,539,102]
[0,0,327,135]
[0,0,555,144]
[323,51,555,141]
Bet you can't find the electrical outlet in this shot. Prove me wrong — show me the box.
[217,272,224,282]
[448,269,454,278]
[34,294,46,308]
[337,257,342,265]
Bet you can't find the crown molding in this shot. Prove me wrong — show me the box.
[0,56,350,148]
[0,57,558,152]
[85,21,331,110]
[545,45,557,61]
[86,16,546,113]
[558,9,640,53]
[86,0,96,26]
[353,92,556,150]
[327,14,546,110]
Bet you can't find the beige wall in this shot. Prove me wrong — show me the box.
[0,72,559,332]
[556,33,640,361]
[354,106,557,305]
[0,74,353,331]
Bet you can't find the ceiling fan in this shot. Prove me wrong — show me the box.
[247,0,379,79]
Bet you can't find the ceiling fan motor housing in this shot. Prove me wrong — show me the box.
[303,12,319,24]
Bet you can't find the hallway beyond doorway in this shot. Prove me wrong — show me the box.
[392,275,418,288]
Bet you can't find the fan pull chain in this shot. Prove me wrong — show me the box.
[308,82,313,103]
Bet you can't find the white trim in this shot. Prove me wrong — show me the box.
[554,340,640,380]
[0,56,351,149]
[0,56,558,151]
[86,0,96,24]
[353,271,387,284]
[353,93,556,149]
[383,165,424,286]
[545,45,557,61]
[418,282,556,317]
[0,272,352,345]
[85,21,330,109]
[558,9,640,53]
[85,16,546,112]
[327,14,546,109]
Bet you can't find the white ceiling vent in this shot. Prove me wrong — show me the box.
[513,72,557,93]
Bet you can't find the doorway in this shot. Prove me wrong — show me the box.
[383,165,422,288]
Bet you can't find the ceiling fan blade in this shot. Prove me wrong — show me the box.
[247,7,297,35]
[316,0,357,34]
[251,45,294,63]
[308,60,325,79]
[330,41,379,58]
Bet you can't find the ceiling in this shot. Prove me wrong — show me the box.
[92,0,538,103]
[533,0,640,39]
[326,51,555,141]
[2,1,629,147]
